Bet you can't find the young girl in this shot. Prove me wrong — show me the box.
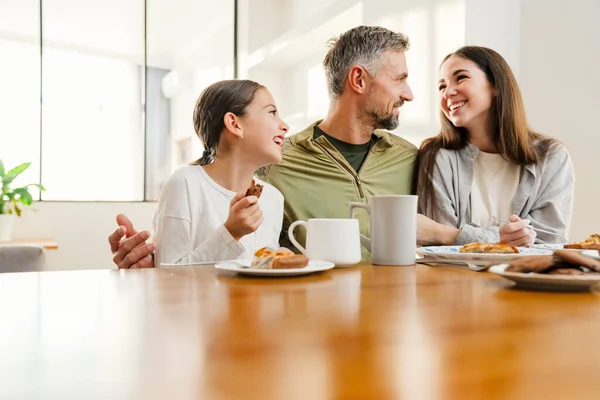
[153,80,289,265]
[417,46,574,247]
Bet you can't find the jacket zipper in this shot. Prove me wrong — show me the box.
[314,141,365,200]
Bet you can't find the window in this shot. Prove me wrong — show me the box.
[0,0,41,194]
[0,0,235,201]
[41,0,145,201]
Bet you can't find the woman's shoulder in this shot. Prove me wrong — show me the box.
[541,139,569,155]
[534,138,571,163]
[432,146,471,164]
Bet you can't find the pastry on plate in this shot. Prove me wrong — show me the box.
[564,234,600,250]
[459,242,519,254]
[250,247,309,269]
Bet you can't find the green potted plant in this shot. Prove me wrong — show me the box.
[0,159,45,241]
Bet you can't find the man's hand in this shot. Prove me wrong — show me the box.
[499,215,536,247]
[223,193,263,241]
[109,214,155,269]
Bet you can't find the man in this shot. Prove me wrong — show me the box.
[109,26,456,268]
[256,25,416,257]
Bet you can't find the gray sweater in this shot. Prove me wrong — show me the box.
[421,143,574,244]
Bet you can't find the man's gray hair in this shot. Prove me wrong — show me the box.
[323,25,410,98]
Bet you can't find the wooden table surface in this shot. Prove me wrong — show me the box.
[0,238,58,250]
[1,264,599,400]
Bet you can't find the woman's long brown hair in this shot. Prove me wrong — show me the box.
[417,46,556,216]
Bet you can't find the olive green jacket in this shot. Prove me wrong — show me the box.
[257,121,418,259]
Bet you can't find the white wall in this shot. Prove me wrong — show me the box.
[519,0,600,240]
[11,202,157,271]
[465,0,521,78]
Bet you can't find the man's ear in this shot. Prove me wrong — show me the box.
[347,65,369,94]
[223,112,243,139]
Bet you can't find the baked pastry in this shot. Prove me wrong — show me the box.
[564,234,600,250]
[245,180,263,199]
[459,242,519,254]
[250,247,309,269]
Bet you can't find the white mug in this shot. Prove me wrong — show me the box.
[349,195,417,266]
[288,218,362,267]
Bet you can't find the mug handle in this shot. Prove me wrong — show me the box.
[348,203,372,251]
[288,220,308,255]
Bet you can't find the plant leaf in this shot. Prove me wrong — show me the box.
[13,188,33,206]
[2,174,18,186]
[28,183,46,191]
[6,162,31,178]
[0,159,4,177]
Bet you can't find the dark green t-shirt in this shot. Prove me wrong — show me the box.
[313,126,376,172]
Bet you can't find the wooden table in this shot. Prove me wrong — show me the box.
[1,264,599,399]
[0,238,58,250]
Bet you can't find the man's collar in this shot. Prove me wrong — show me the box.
[292,120,393,151]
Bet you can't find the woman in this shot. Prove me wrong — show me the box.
[417,46,574,247]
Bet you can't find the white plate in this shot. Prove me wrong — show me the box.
[161,261,228,267]
[489,264,600,291]
[214,259,335,277]
[529,245,600,260]
[417,246,552,266]
[530,243,565,250]
[582,250,600,260]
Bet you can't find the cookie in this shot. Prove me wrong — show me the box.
[505,255,555,273]
[547,268,586,275]
[245,180,263,199]
[554,250,600,273]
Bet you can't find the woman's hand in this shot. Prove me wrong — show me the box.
[499,215,536,247]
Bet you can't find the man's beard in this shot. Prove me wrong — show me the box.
[373,112,400,130]
[369,102,403,130]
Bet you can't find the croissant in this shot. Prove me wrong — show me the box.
[251,247,309,269]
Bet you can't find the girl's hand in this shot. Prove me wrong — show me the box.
[224,193,263,241]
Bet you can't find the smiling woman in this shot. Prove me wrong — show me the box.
[417,46,574,247]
